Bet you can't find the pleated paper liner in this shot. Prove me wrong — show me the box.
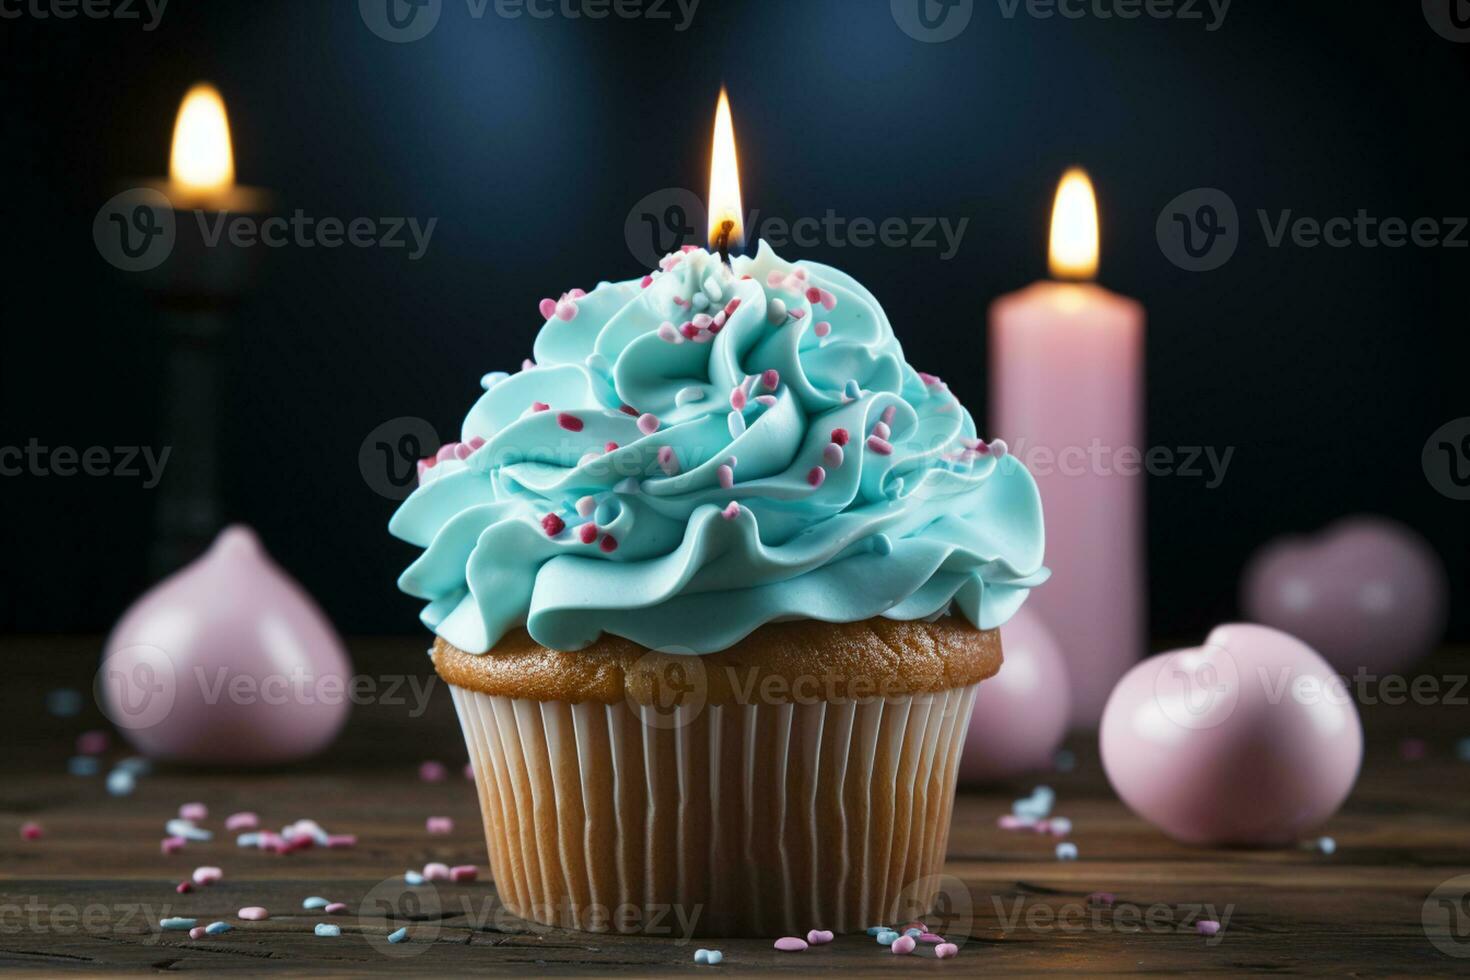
[450,683,977,937]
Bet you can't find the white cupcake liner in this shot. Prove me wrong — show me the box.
[449,683,977,937]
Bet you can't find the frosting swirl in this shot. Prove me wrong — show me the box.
[390,242,1047,654]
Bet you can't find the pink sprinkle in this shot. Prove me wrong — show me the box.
[179,803,207,822]
[637,414,660,436]
[818,289,838,310]
[419,761,447,783]
[225,812,259,832]
[620,405,640,417]
[681,322,699,339]
[881,405,897,426]
[76,730,108,755]
[807,467,826,488]
[998,814,1037,830]
[641,275,654,289]
[814,321,831,338]
[469,436,486,450]
[867,436,894,456]
[557,412,584,432]
[761,369,780,391]
[823,443,844,468]
[773,937,808,952]
[1197,920,1221,937]
[724,298,741,316]
[161,836,186,854]
[324,902,349,914]
[176,881,192,894]
[522,358,536,372]
[891,935,916,955]
[449,865,478,883]
[658,446,680,477]
[426,816,453,835]
[680,244,698,253]
[325,835,357,848]
[542,513,566,537]
[918,372,941,386]
[192,866,222,886]
[657,323,679,343]
[600,535,619,553]
[730,387,747,411]
[672,295,689,308]
[531,401,550,413]
[806,287,822,304]
[806,929,834,945]
[538,298,557,320]
[830,428,850,446]
[935,943,959,959]
[693,313,713,329]
[755,394,777,407]
[423,862,451,881]
[578,524,598,545]
[189,926,207,939]
[767,272,786,288]
[20,822,42,841]
[721,502,741,521]
[790,308,807,319]
[919,932,944,944]
[435,443,459,464]
[555,301,578,322]
[872,421,891,440]
[605,441,619,453]
[718,464,735,489]
[238,907,269,921]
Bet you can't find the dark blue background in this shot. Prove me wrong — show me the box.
[2,0,1465,643]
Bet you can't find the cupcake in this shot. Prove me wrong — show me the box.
[391,243,1046,937]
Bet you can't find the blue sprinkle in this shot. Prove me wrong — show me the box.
[404,871,426,885]
[1316,836,1337,855]
[480,371,508,391]
[872,534,893,556]
[46,688,83,717]
[236,832,261,847]
[68,756,100,777]
[1056,842,1079,861]
[876,929,899,946]
[388,927,409,944]
[693,948,723,964]
[866,925,888,936]
[844,379,861,400]
[314,923,342,937]
[166,819,211,841]
[303,897,330,910]
[106,770,136,796]
[904,927,922,938]
[160,917,197,931]
[116,756,153,775]
[205,922,232,935]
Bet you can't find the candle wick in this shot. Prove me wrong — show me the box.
[714,219,735,266]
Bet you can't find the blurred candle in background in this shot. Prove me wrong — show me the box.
[989,169,1146,728]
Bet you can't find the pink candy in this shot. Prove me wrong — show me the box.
[935,942,959,959]
[556,412,584,432]
[192,866,223,886]
[179,803,208,821]
[189,926,207,939]
[426,816,453,835]
[891,935,916,955]
[718,464,735,489]
[761,370,780,392]
[76,730,109,755]
[773,937,808,952]
[238,907,269,921]
[637,413,660,436]
[424,862,451,881]
[721,502,741,521]
[20,822,42,841]
[867,435,894,456]
[161,836,187,854]
[807,467,826,489]
[919,932,944,943]
[175,881,192,894]
[225,812,259,832]
[324,902,349,914]
[805,929,833,945]
[419,761,447,782]
[1197,920,1221,937]
[449,865,478,883]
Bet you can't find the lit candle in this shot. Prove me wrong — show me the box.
[989,169,1146,728]
[707,86,744,264]
[146,83,269,214]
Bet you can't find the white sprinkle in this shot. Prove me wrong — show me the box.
[728,412,747,439]
[676,386,706,406]
[1056,842,1079,861]
[767,298,787,323]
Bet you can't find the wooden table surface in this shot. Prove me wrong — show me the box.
[3,637,1469,975]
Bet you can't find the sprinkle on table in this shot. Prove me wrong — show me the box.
[418,761,447,782]
[773,936,808,952]
[426,816,453,834]
[238,907,269,921]
[225,812,258,831]
[449,865,478,883]
[178,802,207,821]
[694,948,724,965]
[806,929,833,945]
[303,896,329,910]
[388,927,409,944]
[20,822,42,841]
[1197,920,1222,937]
[891,935,917,955]
[935,942,960,959]
[314,923,342,938]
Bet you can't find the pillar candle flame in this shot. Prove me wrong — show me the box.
[707,87,744,256]
[169,83,235,194]
[1048,168,1099,281]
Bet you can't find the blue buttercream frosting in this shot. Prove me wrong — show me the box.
[390,242,1047,654]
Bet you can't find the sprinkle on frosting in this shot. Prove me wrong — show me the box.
[390,242,1047,655]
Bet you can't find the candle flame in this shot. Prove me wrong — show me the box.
[169,84,235,193]
[707,88,744,253]
[1048,168,1099,280]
